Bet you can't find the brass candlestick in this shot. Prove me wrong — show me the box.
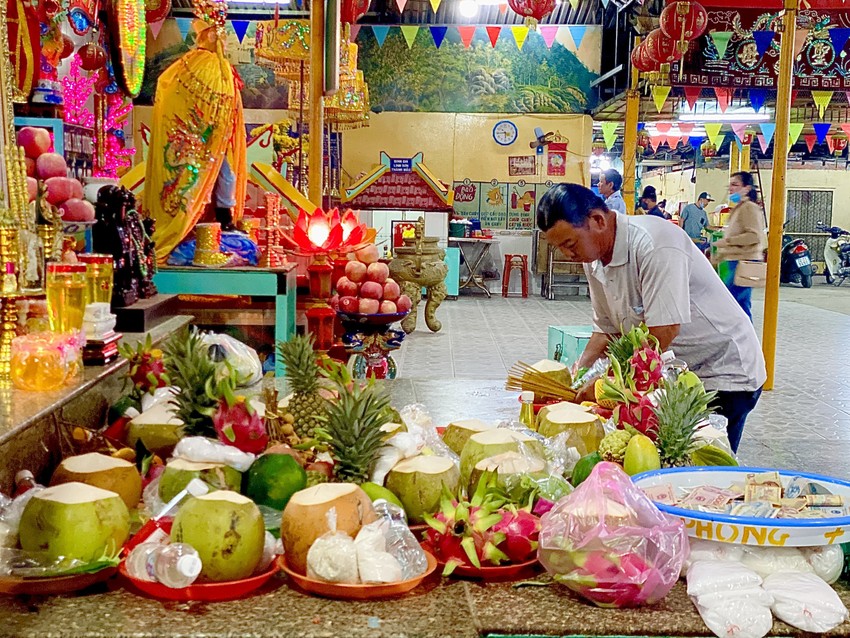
[0,296,17,381]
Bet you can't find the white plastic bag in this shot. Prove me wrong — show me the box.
[173,436,256,472]
[695,587,774,609]
[354,521,403,584]
[201,333,262,387]
[803,545,845,584]
[741,546,813,578]
[686,560,763,597]
[682,539,745,574]
[306,508,359,584]
[763,572,848,633]
[695,600,773,638]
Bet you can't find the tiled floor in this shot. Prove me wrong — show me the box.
[389,281,850,479]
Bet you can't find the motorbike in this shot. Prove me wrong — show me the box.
[817,222,850,286]
[780,227,813,288]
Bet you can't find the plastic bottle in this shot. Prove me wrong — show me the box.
[126,542,202,588]
[519,391,535,430]
[13,471,38,498]
[661,350,689,383]
[126,478,210,552]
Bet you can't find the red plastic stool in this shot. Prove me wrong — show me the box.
[502,254,529,298]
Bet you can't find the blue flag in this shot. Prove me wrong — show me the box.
[760,123,776,146]
[829,28,850,57]
[749,88,767,113]
[430,26,447,48]
[752,31,775,58]
[372,25,390,47]
[813,122,832,144]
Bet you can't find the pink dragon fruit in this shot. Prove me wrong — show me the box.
[614,394,658,440]
[564,550,660,608]
[213,395,269,453]
[629,345,664,392]
[492,509,541,563]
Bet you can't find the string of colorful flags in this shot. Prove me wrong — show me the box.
[149,18,591,53]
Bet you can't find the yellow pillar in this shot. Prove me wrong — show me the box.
[621,39,641,214]
[729,140,740,175]
[308,0,325,207]
[762,0,799,391]
[741,142,751,172]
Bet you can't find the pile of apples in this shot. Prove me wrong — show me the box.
[18,127,95,223]
[331,244,413,315]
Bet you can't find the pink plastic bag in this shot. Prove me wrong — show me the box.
[538,462,688,608]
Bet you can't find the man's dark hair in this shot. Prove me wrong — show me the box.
[641,185,657,203]
[601,169,622,192]
[538,183,608,231]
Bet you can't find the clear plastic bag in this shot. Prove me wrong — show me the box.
[306,508,359,584]
[686,560,763,597]
[354,521,403,584]
[695,599,773,638]
[173,436,256,472]
[0,547,117,578]
[682,539,745,575]
[538,462,688,608]
[571,356,610,391]
[741,546,813,578]
[0,485,43,543]
[803,545,845,584]
[372,501,428,580]
[399,404,459,465]
[201,333,262,388]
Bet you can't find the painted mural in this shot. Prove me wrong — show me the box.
[355,27,601,114]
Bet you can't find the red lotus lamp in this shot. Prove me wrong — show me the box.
[833,131,848,156]
[341,0,369,24]
[507,0,557,27]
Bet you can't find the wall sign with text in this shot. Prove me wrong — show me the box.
[452,179,556,231]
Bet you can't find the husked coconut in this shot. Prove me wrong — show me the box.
[536,406,603,456]
[171,491,264,582]
[126,402,184,456]
[385,456,460,523]
[51,452,142,509]
[442,418,494,455]
[468,451,546,495]
[524,359,572,398]
[459,429,545,488]
[19,482,130,562]
[536,401,590,427]
[281,483,377,575]
[158,458,242,502]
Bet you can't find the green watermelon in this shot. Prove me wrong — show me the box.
[245,454,307,510]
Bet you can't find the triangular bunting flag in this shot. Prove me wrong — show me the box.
[669,136,682,149]
[429,0,441,12]
[149,18,165,39]
[650,135,664,149]
[791,90,799,104]
[512,26,529,50]
[499,2,508,12]
[811,90,833,118]
[396,0,407,11]
[827,135,836,154]
[804,134,817,153]
[710,31,732,59]
[637,122,645,132]
[678,123,694,135]
[794,28,808,56]
[813,122,831,143]
[749,88,767,113]
[569,25,587,50]
[457,26,476,48]
[829,28,850,56]
[688,136,704,150]
[752,31,775,58]
[841,123,850,138]
[231,20,250,43]
[601,122,619,150]
[568,0,579,9]
[731,123,749,144]
[350,24,361,40]
[486,26,501,47]
[176,18,192,41]
[372,25,390,47]
[429,25,447,48]
[683,86,702,110]
[714,87,733,112]
[539,26,558,49]
[601,0,609,6]
[400,25,418,48]
[705,122,724,148]
[789,122,805,147]
[656,122,672,134]
[760,122,776,146]
[757,134,768,153]
[652,85,671,113]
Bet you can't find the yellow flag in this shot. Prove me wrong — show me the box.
[512,26,529,50]
[400,25,419,48]
[652,85,671,113]
[429,0,441,12]
[789,122,804,147]
[811,90,833,119]
[704,122,724,148]
[601,122,619,150]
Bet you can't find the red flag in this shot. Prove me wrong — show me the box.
[804,134,817,153]
[656,122,672,134]
[457,26,476,48]
[486,26,501,47]
[827,135,836,154]
[683,86,702,110]
[714,87,733,113]
[678,123,695,135]
[841,123,850,138]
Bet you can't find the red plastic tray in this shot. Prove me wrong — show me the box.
[439,557,540,581]
[0,567,117,596]
[118,560,280,602]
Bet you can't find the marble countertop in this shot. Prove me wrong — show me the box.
[0,315,192,447]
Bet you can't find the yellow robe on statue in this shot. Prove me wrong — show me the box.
[144,29,247,262]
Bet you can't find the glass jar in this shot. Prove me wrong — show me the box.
[45,263,87,334]
[11,333,70,391]
[77,254,115,305]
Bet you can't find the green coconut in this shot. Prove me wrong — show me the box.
[468,451,547,495]
[536,405,604,456]
[459,429,545,488]
[384,456,460,523]
[126,402,184,456]
[19,482,130,562]
[50,452,142,510]
[442,418,495,455]
[158,458,242,503]
[171,491,265,582]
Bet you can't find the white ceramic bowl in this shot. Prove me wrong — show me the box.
[632,466,850,547]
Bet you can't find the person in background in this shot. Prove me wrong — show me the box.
[680,192,713,240]
[598,169,627,215]
[537,183,766,453]
[713,171,766,321]
[640,186,665,218]
[658,199,668,218]
[213,157,237,232]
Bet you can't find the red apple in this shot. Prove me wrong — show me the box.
[36,153,67,180]
[358,298,380,315]
[396,295,412,313]
[360,281,383,300]
[335,276,359,297]
[339,296,359,313]
[26,177,37,202]
[329,294,340,311]
[354,244,379,265]
[25,158,35,177]
[345,260,367,283]
[383,280,400,301]
[59,198,96,222]
[45,177,83,205]
[366,262,389,284]
[380,300,398,314]
[17,127,51,159]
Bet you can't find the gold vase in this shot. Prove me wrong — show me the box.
[193,223,231,267]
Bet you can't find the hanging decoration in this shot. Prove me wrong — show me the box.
[457,26,476,48]
[62,56,96,128]
[804,134,817,154]
[828,28,850,58]
[749,88,767,113]
[841,123,850,139]
[107,0,147,97]
[79,29,108,71]
[395,0,407,12]
[7,0,40,101]
[231,20,250,42]
[644,29,683,68]
[429,0,441,12]
[568,26,586,50]
[701,139,717,160]
[601,122,619,150]
[512,26,529,50]
[592,139,606,156]
[506,0,556,28]
[68,0,96,35]
[96,92,135,177]
[683,86,701,110]
[756,134,768,153]
[731,123,750,146]
[704,122,723,148]
[145,0,171,25]
[652,84,671,113]
[486,26,501,47]
[631,44,657,73]
[149,18,166,39]
[831,131,848,157]
[811,90,833,119]
[714,87,733,113]
[341,0,369,25]
[709,30,732,59]
[752,30,774,58]
[400,25,418,48]
[372,25,389,47]
[813,122,831,144]
[429,25,447,48]
[789,122,805,148]
[539,25,558,48]
[659,1,707,47]
[760,122,776,147]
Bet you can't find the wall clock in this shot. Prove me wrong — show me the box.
[493,120,518,146]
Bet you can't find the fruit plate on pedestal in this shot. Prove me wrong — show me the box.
[279,552,437,599]
[0,566,118,596]
[336,310,410,327]
[118,560,280,602]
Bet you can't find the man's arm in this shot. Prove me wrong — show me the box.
[576,332,611,370]
[648,324,680,352]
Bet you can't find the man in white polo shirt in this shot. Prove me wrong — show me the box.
[537,183,766,452]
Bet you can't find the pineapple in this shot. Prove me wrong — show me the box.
[163,328,231,438]
[652,379,717,468]
[318,362,392,484]
[277,335,327,440]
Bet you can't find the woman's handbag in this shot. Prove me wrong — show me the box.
[734,260,767,287]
